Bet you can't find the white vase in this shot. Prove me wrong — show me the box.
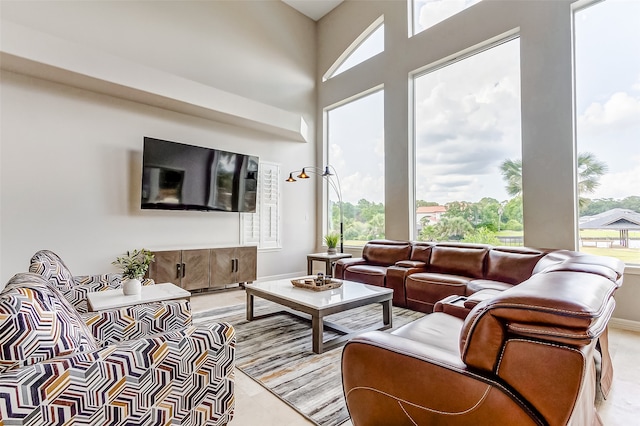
[122,278,142,295]
[327,247,337,255]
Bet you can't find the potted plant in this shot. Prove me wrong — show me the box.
[324,233,339,255]
[112,248,155,295]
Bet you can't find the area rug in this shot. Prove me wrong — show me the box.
[193,300,425,426]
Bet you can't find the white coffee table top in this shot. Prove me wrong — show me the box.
[245,278,392,310]
[87,282,191,312]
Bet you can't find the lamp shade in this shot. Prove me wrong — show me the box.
[297,168,310,179]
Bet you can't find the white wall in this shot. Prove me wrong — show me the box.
[0,1,317,283]
[316,0,640,323]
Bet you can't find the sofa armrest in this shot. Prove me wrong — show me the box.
[386,265,427,307]
[342,331,540,426]
[0,322,235,425]
[80,299,192,346]
[334,258,368,279]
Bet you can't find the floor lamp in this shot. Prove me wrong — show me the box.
[286,165,344,253]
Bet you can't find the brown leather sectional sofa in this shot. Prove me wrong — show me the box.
[336,240,554,312]
[339,240,625,425]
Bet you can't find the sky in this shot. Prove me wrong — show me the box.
[328,0,640,207]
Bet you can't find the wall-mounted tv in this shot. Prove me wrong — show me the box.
[141,137,259,213]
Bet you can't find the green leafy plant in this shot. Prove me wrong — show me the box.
[324,233,339,249]
[112,248,155,280]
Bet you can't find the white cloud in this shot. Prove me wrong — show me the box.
[633,73,640,91]
[341,171,384,204]
[593,158,640,199]
[580,91,640,129]
[414,38,521,203]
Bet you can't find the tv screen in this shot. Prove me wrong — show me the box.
[141,137,258,212]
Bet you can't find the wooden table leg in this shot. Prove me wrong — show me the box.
[382,299,392,328]
[246,292,254,321]
[312,314,324,354]
[307,258,313,275]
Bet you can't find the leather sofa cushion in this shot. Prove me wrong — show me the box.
[362,240,412,266]
[485,247,546,284]
[406,273,471,312]
[427,244,488,279]
[392,312,464,360]
[345,265,388,287]
[466,279,514,295]
[0,273,97,373]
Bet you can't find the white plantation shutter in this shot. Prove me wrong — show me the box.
[241,162,281,249]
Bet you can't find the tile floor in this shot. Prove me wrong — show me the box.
[191,288,640,426]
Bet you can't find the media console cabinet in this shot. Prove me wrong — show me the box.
[147,246,257,291]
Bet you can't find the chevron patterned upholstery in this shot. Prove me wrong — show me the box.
[81,298,193,346]
[29,249,154,313]
[0,273,235,425]
[0,273,98,373]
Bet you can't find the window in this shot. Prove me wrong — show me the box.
[575,0,640,265]
[324,17,384,81]
[326,89,385,246]
[241,162,281,249]
[411,0,481,36]
[413,37,522,246]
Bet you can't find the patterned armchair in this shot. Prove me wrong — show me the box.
[29,249,155,313]
[0,273,235,425]
[29,250,192,345]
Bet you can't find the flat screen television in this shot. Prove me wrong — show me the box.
[141,137,259,213]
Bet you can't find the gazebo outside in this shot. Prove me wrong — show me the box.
[579,208,640,248]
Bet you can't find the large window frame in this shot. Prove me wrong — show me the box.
[573,0,640,266]
[324,87,385,247]
[411,34,523,245]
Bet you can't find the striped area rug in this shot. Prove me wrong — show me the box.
[194,300,425,426]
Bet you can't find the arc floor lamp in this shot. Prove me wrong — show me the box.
[286,165,344,253]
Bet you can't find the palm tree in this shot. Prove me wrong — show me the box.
[577,152,608,198]
[500,153,607,207]
[499,158,522,197]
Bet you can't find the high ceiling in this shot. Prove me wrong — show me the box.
[282,0,343,21]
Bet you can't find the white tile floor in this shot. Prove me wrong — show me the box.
[191,288,640,426]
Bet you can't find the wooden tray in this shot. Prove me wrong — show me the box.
[291,277,343,291]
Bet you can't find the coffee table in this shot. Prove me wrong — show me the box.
[245,279,393,354]
[87,282,191,312]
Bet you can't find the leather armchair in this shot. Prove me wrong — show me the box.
[342,259,622,426]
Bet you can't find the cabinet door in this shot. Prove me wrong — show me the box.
[236,246,257,283]
[148,250,182,284]
[210,248,236,288]
[181,249,210,291]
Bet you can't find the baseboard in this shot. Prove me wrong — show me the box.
[609,317,640,332]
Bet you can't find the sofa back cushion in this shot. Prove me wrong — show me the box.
[29,250,75,291]
[409,242,434,263]
[427,243,488,279]
[362,240,412,266]
[485,247,547,285]
[0,273,97,373]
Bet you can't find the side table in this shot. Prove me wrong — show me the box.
[87,282,191,312]
[307,252,352,276]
